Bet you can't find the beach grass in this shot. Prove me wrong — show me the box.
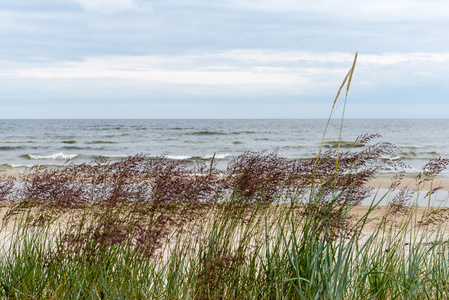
[2,187,449,299]
[2,53,449,298]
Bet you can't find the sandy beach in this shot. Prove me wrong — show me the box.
[3,169,449,235]
[2,201,449,238]
[3,170,449,190]
[366,177,449,191]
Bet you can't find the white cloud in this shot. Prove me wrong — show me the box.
[0,51,348,89]
[204,50,355,63]
[223,0,449,21]
[73,0,151,13]
[360,53,449,65]
[2,50,449,96]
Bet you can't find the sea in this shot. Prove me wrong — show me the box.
[1,119,448,178]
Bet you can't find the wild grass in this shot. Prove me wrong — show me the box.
[1,53,449,298]
[1,140,449,299]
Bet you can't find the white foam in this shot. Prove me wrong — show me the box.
[202,153,232,159]
[166,155,192,160]
[28,152,78,160]
[9,164,35,168]
[380,155,401,161]
[166,154,232,160]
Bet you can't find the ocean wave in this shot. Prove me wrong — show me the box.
[62,140,77,144]
[0,163,65,171]
[379,155,401,161]
[0,164,15,171]
[0,163,34,169]
[9,164,36,168]
[169,127,188,130]
[82,126,123,131]
[0,146,24,151]
[62,146,88,150]
[165,155,192,160]
[21,152,78,160]
[190,131,227,136]
[88,154,130,160]
[4,140,37,144]
[202,154,232,159]
[164,154,232,160]
[184,141,207,144]
[85,141,118,144]
[399,145,422,149]
[399,151,417,157]
[324,141,365,148]
[230,131,257,135]
[398,151,442,160]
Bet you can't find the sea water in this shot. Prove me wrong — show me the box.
[1,119,448,178]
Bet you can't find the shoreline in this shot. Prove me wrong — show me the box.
[3,171,449,191]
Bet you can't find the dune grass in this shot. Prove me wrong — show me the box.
[2,188,449,299]
[2,53,449,298]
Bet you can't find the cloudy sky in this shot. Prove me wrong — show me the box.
[1,0,449,118]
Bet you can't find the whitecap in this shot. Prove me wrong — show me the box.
[28,152,78,160]
[380,155,401,161]
[166,155,193,160]
[202,153,232,159]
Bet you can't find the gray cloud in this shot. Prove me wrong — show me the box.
[1,0,448,118]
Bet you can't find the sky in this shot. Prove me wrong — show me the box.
[1,0,449,119]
